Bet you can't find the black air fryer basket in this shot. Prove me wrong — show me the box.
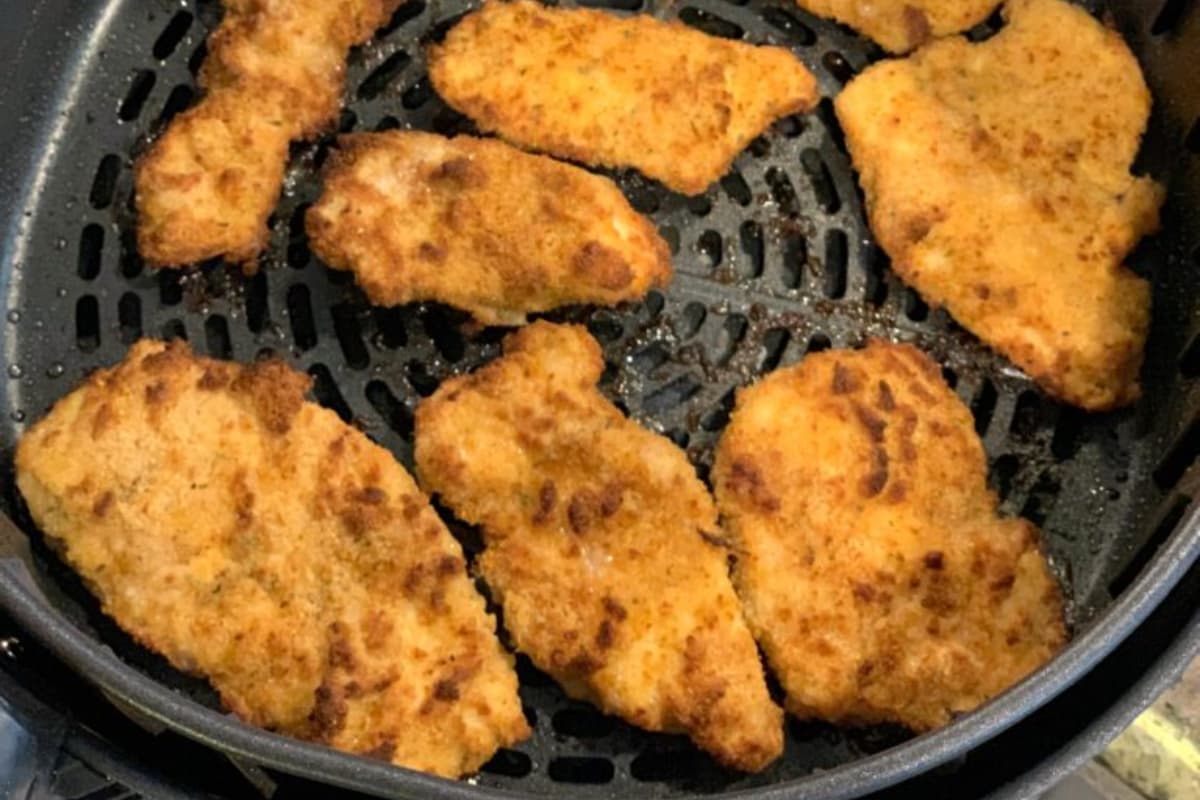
[0,0,1198,798]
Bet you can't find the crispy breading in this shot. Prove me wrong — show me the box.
[835,0,1163,410]
[135,0,400,268]
[712,341,1067,731]
[306,132,672,325]
[427,0,819,195]
[414,322,783,771]
[15,340,528,777]
[796,0,999,53]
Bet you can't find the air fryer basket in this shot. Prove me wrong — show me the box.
[0,0,1197,797]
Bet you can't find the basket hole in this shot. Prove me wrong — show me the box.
[697,230,723,271]
[970,380,998,435]
[204,315,232,359]
[1020,472,1061,527]
[287,284,318,351]
[307,364,354,423]
[678,7,744,39]
[1152,0,1190,35]
[748,135,772,158]
[644,374,702,415]
[760,328,789,371]
[365,380,413,438]
[824,230,847,299]
[162,319,187,341]
[75,296,100,352]
[1050,409,1084,460]
[822,51,857,84]
[482,749,533,777]
[587,314,624,343]
[374,116,401,132]
[761,6,816,44]
[903,288,928,321]
[989,453,1019,500]
[739,221,764,278]
[659,225,680,255]
[717,314,748,365]
[1186,117,1200,154]
[687,195,713,218]
[720,171,752,206]
[373,307,409,349]
[764,167,800,217]
[630,748,702,782]
[643,290,665,319]
[422,308,467,363]
[548,757,614,785]
[774,114,806,140]
[863,245,888,306]
[406,361,440,397]
[431,106,476,138]
[187,42,207,76]
[77,224,103,280]
[1154,418,1200,490]
[357,50,412,100]
[966,7,1005,42]
[630,341,669,374]
[677,302,706,339]
[552,707,617,738]
[117,293,142,344]
[381,0,426,35]
[90,155,121,210]
[401,75,433,110]
[815,96,845,151]
[245,271,269,333]
[701,388,736,431]
[153,11,193,60]
[781,234,807,289]
[1109,494,1191,596]
[156,84,195,129]
[801,149,840,214]
[332,304,370,370]
[807,333,831,353]
[422,11,469,45]
[1009,390,1046,441]
[119,70,156,122]
[620,174,662,213]
[287,204,311,269]
[119,224,142,279]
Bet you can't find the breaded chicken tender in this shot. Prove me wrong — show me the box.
[15,340,528,777]
[712,341,1067,732]
[136,0,400,268]
[306,132,671,325]
[836,0,1163,409]
[428,0,818,195]
[796,0,999,53]
[415,322,783,771]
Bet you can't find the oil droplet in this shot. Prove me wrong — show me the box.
[54,238,68,251]
[6,364,22,379]
[56,288,67,298]
[9,410,24,422]
[46,362,65,378]
[6,310,20,323]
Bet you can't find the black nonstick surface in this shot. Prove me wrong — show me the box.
[0,0,1198,798]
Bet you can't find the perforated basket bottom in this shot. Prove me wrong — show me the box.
[1,0,1199,795]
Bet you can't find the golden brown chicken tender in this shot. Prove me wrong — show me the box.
[415,322,783,771]
[712,341,1067,732]
[797,0,999,53]
[15,340,528,777]
[835,0,1163,410]
[135,0,400,268]
[428,0,819,195]
[306,132,672,325]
